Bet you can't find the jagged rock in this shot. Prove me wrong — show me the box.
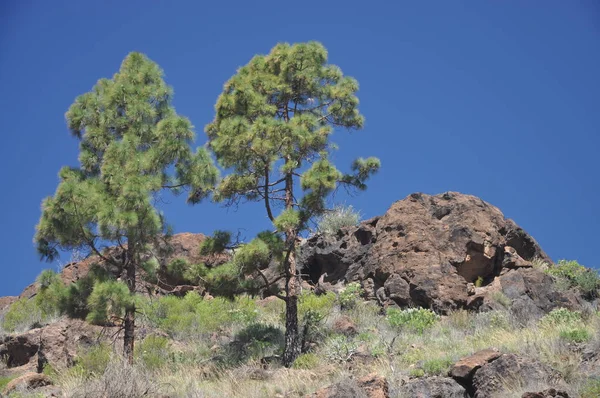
[521,388,571,398]
[472,354,567,398]
[332,316,357,336]
[449,348,501,384]
[398,376,466,398]
[0,318,106,372]
[0,296,17,314]
[2,372,53,394]
[311,374,389,398]
[299,192,583,314]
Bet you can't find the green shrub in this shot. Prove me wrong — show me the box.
[299,292,336,322]
[338,282,363,310]
[203,262,252,297]
[86,280,133,325]
[0,375,15,390]
[74,343,111,376]
[546,260,600,298]
[574,269,600,298]
[422,357,454,376]
[559,328,591,343]
[1,298,42,332]
[138,292,257,339]
[317,205,360,235]
[324,335,359,363]
[293,353,320,369]
[223,323,284,364]
[409,368,425,378]
[183,262,209,284]
[540,308,582,328]
[580,378,600,398]
[137,335,171,370]
[474,276,484,288]
[166,258,190,280]
[386,307,439,334]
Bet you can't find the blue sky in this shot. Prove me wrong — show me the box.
[0,1,598,296]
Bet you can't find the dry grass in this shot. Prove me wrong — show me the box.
[43,297,600,397]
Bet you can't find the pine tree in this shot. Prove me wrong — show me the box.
[203,42,379,366]
[35,52,217,363]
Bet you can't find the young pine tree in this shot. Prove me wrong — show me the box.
[203,42,379,366]
[35,52,217,364]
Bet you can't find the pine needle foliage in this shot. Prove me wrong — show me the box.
[34,52,218,363]
[203,41,380,366]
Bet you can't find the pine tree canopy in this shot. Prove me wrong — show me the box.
[35,52,218,262]
[204,41,380,227]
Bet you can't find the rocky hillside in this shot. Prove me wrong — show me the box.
[1,192,598,398]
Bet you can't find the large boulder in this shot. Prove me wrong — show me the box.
[299,192,582,314]
[0,318,106,372]
[396,376,466,398]
[472,354,567,398]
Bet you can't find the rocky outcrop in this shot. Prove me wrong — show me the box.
[2,372,53,395]
[299,192,583,314]
[472,354,567,398]
[311,374,389,398]
[0,296,17,314]
[449,348,501,385]
[397,376,466,398]
[0,318,106,372]
[521,389,571,398]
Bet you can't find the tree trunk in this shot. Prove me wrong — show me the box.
[282,249,301,367]
[123,254,136,365]
[281,166,301,367]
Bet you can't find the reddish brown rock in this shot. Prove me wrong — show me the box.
[449,348,501,383]
[299,192,583,314]
[472,354,567,398]
[2,372,52,394]
[333,315,357,336]
[398,376,466,398]
[0,296,17,313]
[311,374,389,398]
[0,318,106,372]
[522,389,571,398]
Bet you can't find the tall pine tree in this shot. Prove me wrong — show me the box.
[203,42,379,366]
[35,52,217,363]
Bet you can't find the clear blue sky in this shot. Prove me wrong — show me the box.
[1,1,598,296]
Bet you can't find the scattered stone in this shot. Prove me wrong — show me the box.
[2,372,52,394]
[311,374,388,398]
[333,315,357,336]
[449,348,501,383]
[398,376,466,398]
[521,388,571,398]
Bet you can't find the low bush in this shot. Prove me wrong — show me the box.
[422,356,454,376]
[580,378,600,398]
[139,292,258,339]
[293,353,320,369]
[539,308,582,328]
[316,205,361,235]
[73,343,112,376]
[136,335,171,370]
[546,260,600,298]
[338,282,362,310]
[559,328,591,343]
[225,323,284,364]
[386,307,439,334]
[1,298,43,332]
